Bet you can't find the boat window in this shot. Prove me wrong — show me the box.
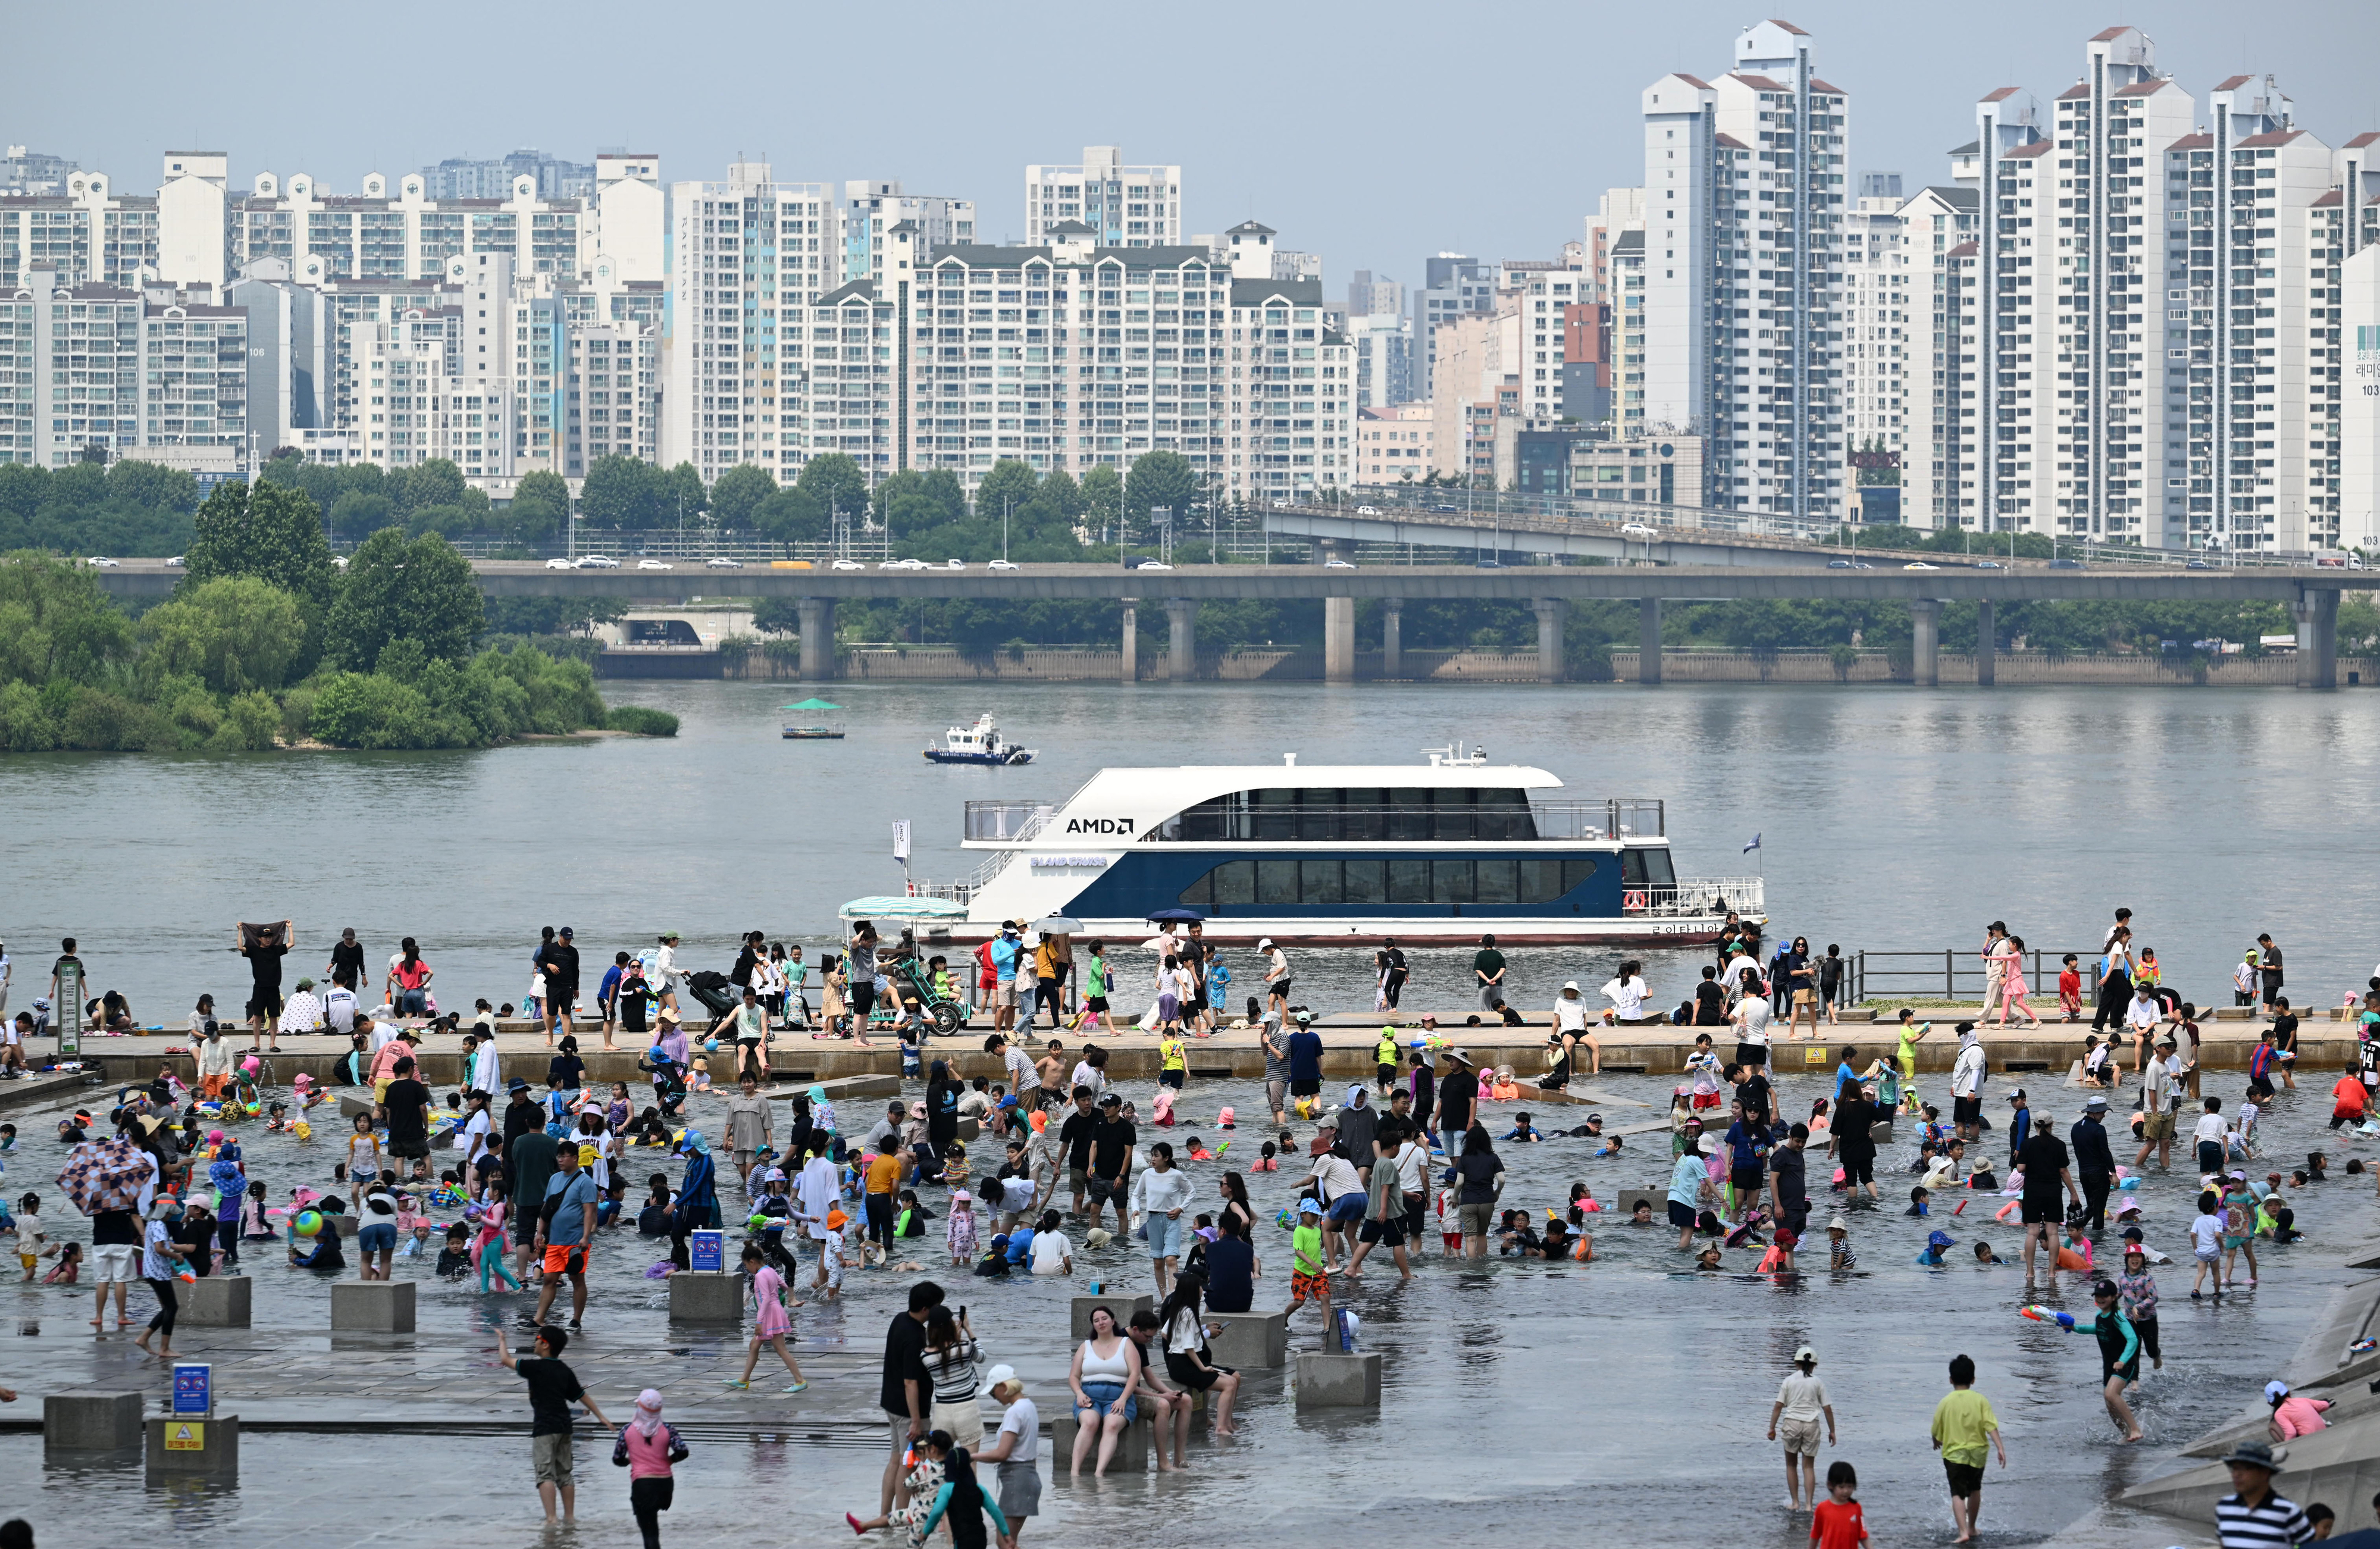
[1161,787,1542,844]
[1178,855,1596,909]
[1618,849,1677,888]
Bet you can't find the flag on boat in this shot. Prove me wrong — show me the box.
[1743,834,1762,854]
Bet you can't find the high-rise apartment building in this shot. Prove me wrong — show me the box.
[1023,148,1180,249]
[420,149,594,202]
[1899,183,1981,522]
[777,223,1349,500]
[1839,187,1914,466]
[0,270,247,468]
[1643,18,1852,522]
[1345,311,1414,409]
[828,181,975,290]
[0,169,158,291]
[2,146,79,196]
[1413,253,1496,400]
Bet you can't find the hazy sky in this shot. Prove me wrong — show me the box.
[13,1,2373,292]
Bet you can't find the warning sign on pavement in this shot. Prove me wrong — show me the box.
[164,1422,205,1451]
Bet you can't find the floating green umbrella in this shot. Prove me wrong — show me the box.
[779,698,843,711]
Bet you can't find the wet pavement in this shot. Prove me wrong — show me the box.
[1,1063,2371,1547]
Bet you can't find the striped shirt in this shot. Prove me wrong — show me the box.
[2215,1489,2312,1549]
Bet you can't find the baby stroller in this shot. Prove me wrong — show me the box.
[881,954,967,1036]
[684,970,738,1027]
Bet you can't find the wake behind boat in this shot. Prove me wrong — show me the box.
[881,744,1764,946]
[924,712,1035,766]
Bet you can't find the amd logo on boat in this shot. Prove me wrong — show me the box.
[1065,817,1136,835]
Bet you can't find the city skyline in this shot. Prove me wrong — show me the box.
[8,2,2374,287]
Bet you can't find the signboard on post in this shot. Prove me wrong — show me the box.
[164,1422,206,1451]
[173,1363,212,1417]
[56,959,82,1058]
[688,1229,724,1274]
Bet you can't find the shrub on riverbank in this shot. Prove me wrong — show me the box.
[605,706,679,737]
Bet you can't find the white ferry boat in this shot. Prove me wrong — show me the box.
[889,747,1764,946]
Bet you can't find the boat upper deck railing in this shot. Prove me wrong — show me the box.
[1148,799,1665,844]
[963,801,1059,842]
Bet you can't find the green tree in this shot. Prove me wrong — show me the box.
[139,575,308,694]
[406,503,480,539]
[1079,465,1123,532]
[392,459,468,521]
[918,469,969,524]
[0,551,136,686]
[710,464,776,531]
[184,478,337,612]
[974,460,1038,523]
[579,455,659,530]
[1039,469,1085,521]
[797,453,870,526]
[660,462,707,524]
[1123,450,1197,528]
[328,490,393,545]
[504,470,572,547]
[753,485,825,544]
[324,528,484,669]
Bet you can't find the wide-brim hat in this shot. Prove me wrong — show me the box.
[2218,1439,2284,1472]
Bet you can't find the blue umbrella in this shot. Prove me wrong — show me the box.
[1144,908,1205,923]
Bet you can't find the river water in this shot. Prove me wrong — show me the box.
[5,680,2378,1022]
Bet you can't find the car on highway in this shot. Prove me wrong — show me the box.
[704,556,744,568]
[545,557,576,570]
[1620,522,1659,540]
[1825,559,1874,569]
[636,558,674,570]
[84,556,118,567]
[945,559,966,569]
[576,555,619,568]
[1975,561,2006,569]
[2047,558,2085,569]
[1324,558,1356,569]
[988,559,1019,571]
[831,559,865,571]
[165,555,184,568]
[1270,498,1295,509]
[879,558,929,570]
[1430,503,1460,513]
[1136,561,1175,571]
[1902,562,1940,571]
[1355,505,1383,516]
[2187,559,2212,569]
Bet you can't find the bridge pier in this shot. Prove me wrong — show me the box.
[1324,597,1355,684]
[1533,598,1565,684]
[1381,601,1402,680]
[1637,597,1662,685]
[1120,601,1138,683]
[2296,589,2338,689]
[798,598,835,680]
[1975,599,1995,687]
[1166,599,1198,683]
[1909,599,1941,687]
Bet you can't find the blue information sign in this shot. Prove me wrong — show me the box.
[172,1362,211,1416]
[688,1229,723,1273]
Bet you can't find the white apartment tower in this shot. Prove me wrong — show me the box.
[1023,148,1180,249]
[0,270,247,468]
[1643,18,1852,521]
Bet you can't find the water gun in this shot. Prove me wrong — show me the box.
[2018,1305,2075,1329]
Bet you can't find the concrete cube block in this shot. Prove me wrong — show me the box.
[668,1270,745,1323]
[1869,1121,1895,1146]
[338,1096,375,1119]
[333,1216,360,1237]
[1050,1409,1150,1472]
[1295,1350,1382,1407]
[1205,1309,1288,1369]
[146,1413,239,1476]
[182,1275,251,1328]
[1615,1188,1662,1219]
[1070,1293,1151,1341]
[44,1390,143,1452]
[330,1279,416,1332]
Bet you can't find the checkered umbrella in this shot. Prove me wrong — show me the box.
[54,1136,155,1216]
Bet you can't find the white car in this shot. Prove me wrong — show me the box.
[1902,562,1940,571]
[544,557,576,570]
[165,555,185,568]
[1137,561,1175,571]
[945,559,966,570]
[1355,505,1383,516]
[576,555,619,569]
[987,559,1019,571]
[1324,558,1356,569]
[1271,498,1295,509]
[831,559,866,571]
[704,556,744,568]
[1620,522,1659,540]
[84,556,118,568]
[636,559,674,570]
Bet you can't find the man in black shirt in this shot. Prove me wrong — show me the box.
[504,1078,544,1146]
[496,1323,612,1523]
[1831,1088,1880,1202]
[239,919,292,1052]
[1437,1049,1476,1147]
[1693,966,1729,1027]
[507,1125,559,1283]
[2069,1094,2118,1231]
[326,928,367,992]
[2016,1110,2080,1285]
[1086,1094,1136,1231]
[379,1056,433,1182]
[1055,1087,1100,1215]
[879,1281,942,1515]
[1376,939,1409,1009]
[1768,1123,1811,1237]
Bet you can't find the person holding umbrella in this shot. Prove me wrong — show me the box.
[55,1125,158,1332]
